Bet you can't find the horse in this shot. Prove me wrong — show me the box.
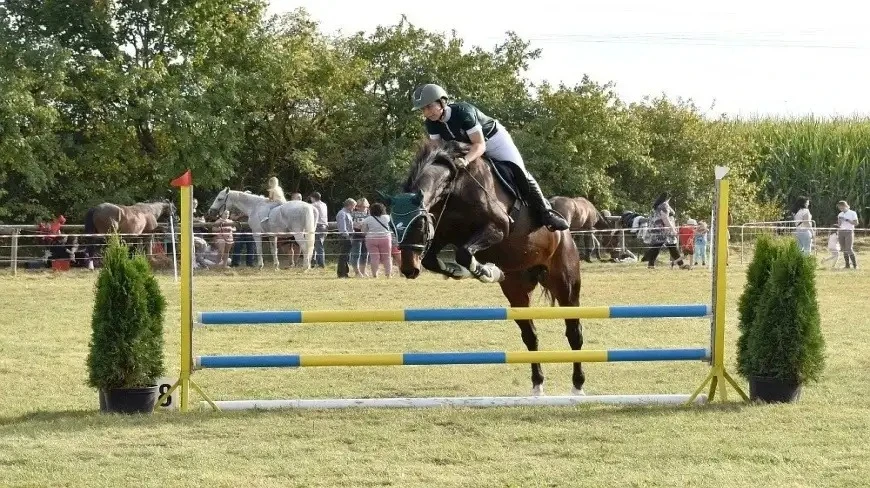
[384,140,584,397]
[206,188,317,270]
[549,196,619,262]
[83,201,175,266]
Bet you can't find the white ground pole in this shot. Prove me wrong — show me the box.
[202,394,709,411]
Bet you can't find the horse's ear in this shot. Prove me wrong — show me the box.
[412,190,423,206]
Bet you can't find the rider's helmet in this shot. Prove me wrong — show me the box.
[411,83,448,110]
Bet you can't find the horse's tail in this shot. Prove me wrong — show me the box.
[83,208,97,260]
[302,204,317,269]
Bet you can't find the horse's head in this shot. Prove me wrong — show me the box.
[207,187,231,219]
[159,200,176,220]
[388,140,465,278]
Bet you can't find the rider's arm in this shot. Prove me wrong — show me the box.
[456,105,486,162]
[465,130,486,162]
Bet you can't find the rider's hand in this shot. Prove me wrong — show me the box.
[455,157,469,169]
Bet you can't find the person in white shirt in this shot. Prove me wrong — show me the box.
[360,202,393,278]
[837,200,859,269]
[792,196,814,255]
[308,192,328,268]
[819,226,840,269]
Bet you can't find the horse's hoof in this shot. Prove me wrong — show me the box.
[480,264,505,283]
[531,385,544,397]
[571,387,586,396]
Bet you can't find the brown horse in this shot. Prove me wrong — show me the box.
[83,201,174,262]
[386,140,584,396]
[550,196,618,262]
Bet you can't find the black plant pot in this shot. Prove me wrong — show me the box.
[103,386,159,414]
[98,389,108,412]
[749,376,802,403]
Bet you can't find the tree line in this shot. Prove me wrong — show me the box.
[2,3,868,226]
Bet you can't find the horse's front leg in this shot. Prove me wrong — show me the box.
[253,234,265,268]
[271,234,280,269]
[420,242,460,279]
[454,226,506,284]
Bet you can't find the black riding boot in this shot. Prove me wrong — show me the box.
[523,173,569,231]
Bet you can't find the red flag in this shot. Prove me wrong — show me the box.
[170,170,193,187]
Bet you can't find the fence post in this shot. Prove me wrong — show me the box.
[11,229,19,276]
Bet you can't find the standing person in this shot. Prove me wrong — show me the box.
[361,203,393,278]
[642,192,685,269]
[694,221,709,266]
[837,200,859,269]
[411,83,568,231]
[678,219,697,269]
[792,196,814,255]
[309,192,328,268]
[335,198,355,278]
[350,198,370,277]
[212,210,235,267]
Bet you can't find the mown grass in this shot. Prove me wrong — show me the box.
[1,262,868,487]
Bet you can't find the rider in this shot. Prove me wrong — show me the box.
[411,83,569,231]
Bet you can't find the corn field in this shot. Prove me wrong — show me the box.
[736,117,870,225]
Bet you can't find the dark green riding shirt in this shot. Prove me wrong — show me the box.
[424,102,498,143]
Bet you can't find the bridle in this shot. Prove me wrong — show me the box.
[392,164,456,258]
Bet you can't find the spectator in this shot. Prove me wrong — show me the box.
[694,220,709,266]
[792,196,814,255]
[837,200,859,269]
[819,225,840,269]
[290,192,302,201]
[350,198,370,277]
[212,210,235,267]
[361,203,393,278]
[678,219,697,269]
[309,192,328,268]
[336,198,356,278]
[230,211,256,267]
[642,192,685,269]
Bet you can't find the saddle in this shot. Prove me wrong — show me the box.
[483,157,527,208]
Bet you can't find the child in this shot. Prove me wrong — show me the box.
[677,219,697,269]
[694,220,709,266]
[261,176,287,223]
[213,210,235,267]
[267,176,287,203]
[819,225,840,269]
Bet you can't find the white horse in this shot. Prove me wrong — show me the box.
[206,188,317,270]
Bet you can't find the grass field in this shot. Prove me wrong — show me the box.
[1,263,868,487]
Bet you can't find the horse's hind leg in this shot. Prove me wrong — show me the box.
[500,273,545,395]
[547,246,585,394]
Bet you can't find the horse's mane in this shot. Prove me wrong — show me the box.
[402,139,468,192]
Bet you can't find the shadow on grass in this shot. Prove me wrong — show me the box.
[0,407,261,434]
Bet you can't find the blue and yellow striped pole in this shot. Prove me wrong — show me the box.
[194,348,710,369]
[196,304,712,325]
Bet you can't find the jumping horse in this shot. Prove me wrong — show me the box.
[83,201,175,265]
[385,140,585,396]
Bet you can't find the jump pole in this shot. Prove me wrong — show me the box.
[157,170,216,412]
[168,168,745,412]
[687,166,748,404]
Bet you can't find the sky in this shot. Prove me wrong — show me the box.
[269,0,870,118]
